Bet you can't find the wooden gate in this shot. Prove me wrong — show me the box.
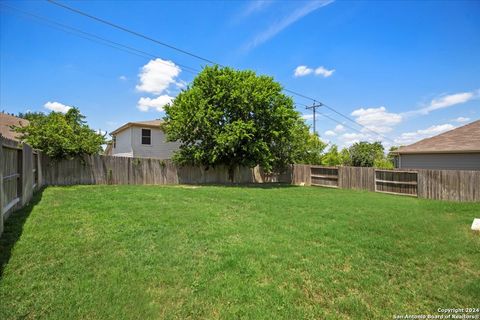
[310,166,339,188]
[375,169,418,197]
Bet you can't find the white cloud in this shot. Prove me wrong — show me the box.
[324,130,336,137]
[321,124,344,140]
[294,65,313,77]
[334,124,345,133]
[351,106,402,133]
[175,79,187,90]
[242,0,273,17]
[44,101,72,113]
[405,90,479,116]
[137,95,173,112]
[417,123,456,135]
[119,75,127,81]
[245,0,334,50]
[425,92,475,113]
[453,116,470,123]
[340,132,369,145]
[294,65,335,78]
[395,123,456,145]
[136,58,181,95]
[302,113,314,120]
[314,66,335,78]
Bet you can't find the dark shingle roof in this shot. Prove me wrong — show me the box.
[396,120,480,154]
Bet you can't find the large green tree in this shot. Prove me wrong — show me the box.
[163,66,310,173]
[15,108,105,159]
[348,141,385,167]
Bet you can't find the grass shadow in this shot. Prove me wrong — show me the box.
[0,188,44,278]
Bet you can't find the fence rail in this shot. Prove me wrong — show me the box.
[374,169,418,197]
[310,166,338,188]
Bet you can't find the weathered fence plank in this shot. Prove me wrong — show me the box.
[291,164,310,186]
[1,135,43,236]
[338,166,375,191]
[375,169,418,197]
[41,155,293,186]
[416,168,480,202]
[22,143,34,206]
[310,166,338,188]
[300,164,478,202]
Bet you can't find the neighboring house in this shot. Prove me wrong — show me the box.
[107,120,180,159]
[0,112,29,141]
[395,119,480,170]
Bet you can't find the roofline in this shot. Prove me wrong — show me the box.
[395,119,480,154]
[393,150,480,155]
[110,122,163,135]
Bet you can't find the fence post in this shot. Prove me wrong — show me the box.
[0,139,4,236]
[21,143,33,206]
[37,151,43,188]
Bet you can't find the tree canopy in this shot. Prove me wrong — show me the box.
[163,66,311,173]
[296,133,327,165]
[321,145,350,166]
[348,141,386,167]
[15,108,105,159]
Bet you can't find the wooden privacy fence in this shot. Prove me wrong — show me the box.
[2,143,479,237]
[40,154,292,186]
[0,135,42,236]
[339,166,375,192]
[292,165,480,202]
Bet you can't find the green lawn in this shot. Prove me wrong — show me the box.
[0,185,479,319]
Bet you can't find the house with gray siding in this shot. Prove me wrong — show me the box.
[394,119,480,170]
[105,120,180,159]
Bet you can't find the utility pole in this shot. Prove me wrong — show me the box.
[306,101,323,135]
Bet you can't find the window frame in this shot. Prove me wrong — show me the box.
[141,128,152,145]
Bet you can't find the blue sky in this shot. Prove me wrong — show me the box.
[1,0,479,149]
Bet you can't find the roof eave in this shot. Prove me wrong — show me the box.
[110,122,163,135]
[396,150,480,155]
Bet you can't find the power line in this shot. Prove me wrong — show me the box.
[47,0,219,66]
[288,89,395,143]
[0,3,200,75]
[296,103,366,137]
[7,0,394,143]
[46,0,396,143]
